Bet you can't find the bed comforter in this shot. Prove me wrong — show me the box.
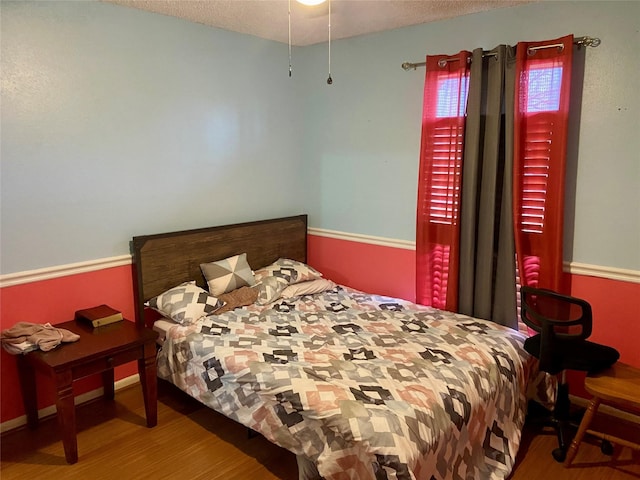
[157,286,538,480]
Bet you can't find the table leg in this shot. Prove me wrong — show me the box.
[138,342,157,428]
[564,397,601,467]
[102,368,115,400]
[55,369,78,464]
[16,356,39,429]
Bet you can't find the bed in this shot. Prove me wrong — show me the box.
[131,215,546,480]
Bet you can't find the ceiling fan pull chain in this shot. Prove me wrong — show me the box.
[327,0,332,84]
[288,0,292,77]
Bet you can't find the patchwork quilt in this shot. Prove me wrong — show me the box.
[157,286,539,480]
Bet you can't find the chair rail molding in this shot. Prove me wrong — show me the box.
[0,255,132,288]
[1,230,638,287]
[308,227,640,284]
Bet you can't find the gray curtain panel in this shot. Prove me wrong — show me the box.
[458,45,518,329]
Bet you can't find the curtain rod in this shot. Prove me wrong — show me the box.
[401,36,601,71]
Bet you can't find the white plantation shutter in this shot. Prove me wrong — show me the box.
[428,121,464,225]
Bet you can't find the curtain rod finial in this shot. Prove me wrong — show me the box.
[577,36,601,48]
[586,36,601,47]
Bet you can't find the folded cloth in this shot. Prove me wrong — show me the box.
[215,286,259,315]
[1,322,80,353]
[1,340,38,355]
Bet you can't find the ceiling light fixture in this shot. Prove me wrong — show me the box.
[295,0,327,5]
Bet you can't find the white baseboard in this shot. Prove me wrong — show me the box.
[0,374,140,434]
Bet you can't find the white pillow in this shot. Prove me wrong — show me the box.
[280,279,336,298]
[253,258,322,286]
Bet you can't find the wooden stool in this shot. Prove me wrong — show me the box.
[564,362,640,467]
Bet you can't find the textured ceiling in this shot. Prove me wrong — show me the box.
[102,0,533,46]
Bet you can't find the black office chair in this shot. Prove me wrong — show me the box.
[520,286,620,462]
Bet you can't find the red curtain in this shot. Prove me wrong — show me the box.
[417,36,573,314]
[513,35,573,292]
[416,52,471,310]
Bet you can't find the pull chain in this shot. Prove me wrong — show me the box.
[288,0,292,77]
[327,0,332,84]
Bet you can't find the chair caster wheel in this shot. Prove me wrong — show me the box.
[601,440,614,455]
[552,448,566,462]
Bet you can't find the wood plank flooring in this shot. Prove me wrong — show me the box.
[1,380,638,479]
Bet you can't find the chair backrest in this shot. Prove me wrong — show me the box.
[520,286,593,341]
[521,287,621,378]
[520,286,594,374]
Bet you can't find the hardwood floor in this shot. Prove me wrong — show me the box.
[1,381,638,479]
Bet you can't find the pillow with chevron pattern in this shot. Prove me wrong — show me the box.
[145,281,224,324]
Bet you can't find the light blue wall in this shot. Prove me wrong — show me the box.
[300,0,640,271]
[2,1,638,274]
[1,1,305,273]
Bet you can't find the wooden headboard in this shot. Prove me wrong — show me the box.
[130,215,308,327]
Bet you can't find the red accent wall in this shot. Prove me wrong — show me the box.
[1,235,638,425]
[307,235,417,302]
[569,274,640,367]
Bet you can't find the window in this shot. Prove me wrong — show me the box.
[526,66,562,113]
[436,76,469,118]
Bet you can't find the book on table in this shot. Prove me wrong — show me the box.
[75,304,123,328]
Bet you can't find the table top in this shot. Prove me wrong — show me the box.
[585,362,640,409]
[23,320,158,369]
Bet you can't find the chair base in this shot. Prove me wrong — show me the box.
[526,383,584,463]
[552,447,567,462]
